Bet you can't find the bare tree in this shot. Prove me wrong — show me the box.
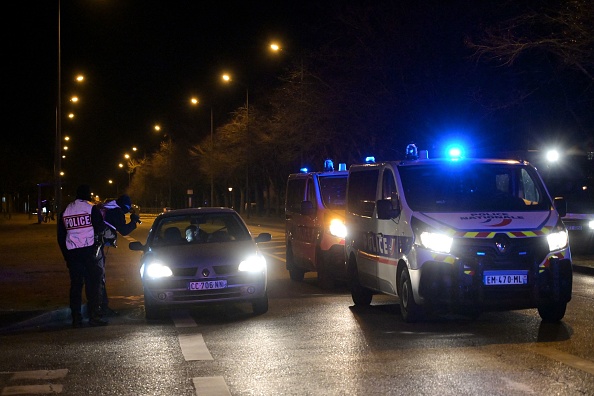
[467,0,594,82]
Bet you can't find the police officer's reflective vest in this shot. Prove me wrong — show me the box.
[63,199,95,250]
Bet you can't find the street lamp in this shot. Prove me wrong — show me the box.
[221,73,250,218]
[155,124,172,207]
[190,96,215,206]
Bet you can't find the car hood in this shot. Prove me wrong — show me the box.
[144,240,260,268]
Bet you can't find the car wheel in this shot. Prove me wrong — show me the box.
[143,289,162,320]
[252,295,269,315]
[398,267,422,322]
[538,301,567,323]
[350,260,372,306]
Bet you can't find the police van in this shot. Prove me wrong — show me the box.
[345,145,572,322]
[285,160,348,288]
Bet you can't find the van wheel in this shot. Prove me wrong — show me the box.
[316,249,334,289]
[398,268,422,322]
[289,269,305,281]
[286,244,305,281]
[350,265,372,306]
[538,301,567,323]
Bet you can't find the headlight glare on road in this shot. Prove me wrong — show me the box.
[145,262,173,278]
[239,255,266,272]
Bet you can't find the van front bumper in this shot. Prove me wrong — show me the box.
[416,249,573,310]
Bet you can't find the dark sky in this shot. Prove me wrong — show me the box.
[5,1,593,200]
[6,0,322,197]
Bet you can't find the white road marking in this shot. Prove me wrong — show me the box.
[8,370,68,380]
[178,333,213,361]
[171,310,197,328]
[2,370,67,395]
[2,384,63,395]
[192,376,231,396]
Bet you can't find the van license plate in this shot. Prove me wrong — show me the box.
[566,225,582,231]
[189,280,227,290]
[483,271,528,286]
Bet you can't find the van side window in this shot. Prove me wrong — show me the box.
[382,169,397,200]
[307,178,317,209]
[286,178,306,213]
[347,169,379,217]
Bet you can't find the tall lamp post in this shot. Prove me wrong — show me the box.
[155,124,172,207]
[54,0,62,215]
[221,73,250,218]
[190,97,215,206]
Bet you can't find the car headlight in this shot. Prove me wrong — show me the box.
[145,262,173,278]
[239,254,266,272]
[328,218,347,238]
[419,231,453,254]
[547,229,568,252]
[589,220,594,230]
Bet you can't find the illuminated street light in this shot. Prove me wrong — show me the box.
[221,72,251,217]
[270,42,281,52]
[154,124,172,206]
[190,95,214,206]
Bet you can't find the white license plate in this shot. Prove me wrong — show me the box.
[566,225,582,231]
[483,271,528,286]
[189,280,227,290]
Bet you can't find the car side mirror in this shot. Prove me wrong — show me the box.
[377,198,400,220]
[129,241,145,251]
[554,196,567,218]
[300,201,315,216]
[255,233,272,243]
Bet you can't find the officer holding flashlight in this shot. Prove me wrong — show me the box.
[97,194,141,316]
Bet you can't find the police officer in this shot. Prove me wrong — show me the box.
[58,185,108,327]
[98,194,141,316]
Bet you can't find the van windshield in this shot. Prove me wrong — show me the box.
[398,162,551,213]
[318,175,348,210]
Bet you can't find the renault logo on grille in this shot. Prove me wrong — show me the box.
[494,234,509,254]
[202,268,210,277]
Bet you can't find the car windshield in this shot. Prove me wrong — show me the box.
[152,213,251,246]
[318,175,347,210]
[398,162,551,212]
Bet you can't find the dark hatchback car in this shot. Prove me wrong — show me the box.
[129,208,271,319]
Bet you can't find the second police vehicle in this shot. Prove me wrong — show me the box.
[285,160,348,288]
[345,145,572,322]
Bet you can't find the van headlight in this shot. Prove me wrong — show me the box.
[547,229,568,252]
[328,218,347,238]
[589,220,594,230]
[239,254,266,272]
[419,231,453,254]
